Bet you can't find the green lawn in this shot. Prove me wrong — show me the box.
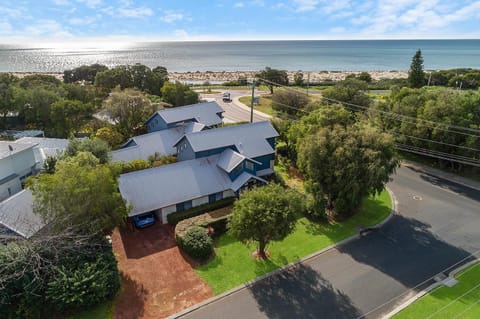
[239,95,275,115]
[67,301,114,319]
[196,189,392,294]
[393,263,480,319]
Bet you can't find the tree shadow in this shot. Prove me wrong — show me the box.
[119,223,177,259]
[337,214,474,316]
[418,172,480,202]
[249,263,362,319]
[113,272,147,319]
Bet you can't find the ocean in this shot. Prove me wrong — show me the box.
[0,40,479,73]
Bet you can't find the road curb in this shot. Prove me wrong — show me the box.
[402,161,480,192]
[382,259,480,318]
[232,95,272,119]
[168,187,396,319]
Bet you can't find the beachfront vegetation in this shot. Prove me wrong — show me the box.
[161,81,199,107]
[64,64,108,84]
[271,90,310,115]
[408,50,425,88]
[256,67,289,94]
[229,184,305,259]
[321,78,371,108]
[94,64,168,96]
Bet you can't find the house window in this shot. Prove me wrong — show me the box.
[245,161,254,171]
[232,162,244,177]
[209,192,223,203]
[176,200,192,212]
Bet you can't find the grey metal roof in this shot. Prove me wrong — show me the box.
[216,148,245,173]
[111,122,204,162]
[16,137,69,158]
[0,189,45,238]
[119,155,232,216]
[148,101,224,127]
[119,154,267,217]
[0,141,37,160]
[16,137,69,150]
[177,121,279,158]
[230,173,266,192]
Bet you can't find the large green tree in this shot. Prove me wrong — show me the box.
[103,88,157,136]
[297,121,398,216]
[161,81,199,107]
[256,67,289,94]
[0,73,16,129]
[321,78,371,108]
[271,90,310,115]
[50,99,93,137]
[31,152,126,233]
[408,50,425,88]
[229,184,304,259]
[64,138,111,164]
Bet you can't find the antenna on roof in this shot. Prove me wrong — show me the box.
[8,145,13,152]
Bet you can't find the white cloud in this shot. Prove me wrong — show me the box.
[69,16,97,26]
[160,11,184,23]
[293,0,321,12]
[234,2,245,8]
[117,6,153,18]
[0,6,24,18]
[0,21,13,34]
[52,0,70,5]
[77,0,101,8]
[24,20,72,38]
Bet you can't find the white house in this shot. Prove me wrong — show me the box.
[0,141,37,202]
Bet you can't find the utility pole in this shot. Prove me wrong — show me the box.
[250,79,255,123]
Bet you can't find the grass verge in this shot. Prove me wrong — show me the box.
[239,95,274,115]
[392,262,480,319]
[196,189,391,295]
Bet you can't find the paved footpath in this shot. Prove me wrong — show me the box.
[172,165,480,319]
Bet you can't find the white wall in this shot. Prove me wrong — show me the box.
[12,149,36,179]
[0,177,22,202]
[192,196,209,207]
[161,205,177,224]
[223,190,235,198]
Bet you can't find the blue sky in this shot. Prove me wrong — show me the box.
[1,0,480,43]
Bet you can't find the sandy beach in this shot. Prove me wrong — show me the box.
[168,70,408,83]
[7,70,408,84]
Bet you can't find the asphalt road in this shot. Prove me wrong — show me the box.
[177,165,480,319]
[199,90,270,123]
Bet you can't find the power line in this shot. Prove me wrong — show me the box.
[424,281,480,319]
[249,78,480,166]
[255,77,480,138]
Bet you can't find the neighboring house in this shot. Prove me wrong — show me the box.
[146,101,224,133]
[119,154,267,224]
[0,189,44,240]
[175,121,278,177]
[110,122,205,162]
[15,137,69,170]
[118,121,279,224]
[0,141,37,202]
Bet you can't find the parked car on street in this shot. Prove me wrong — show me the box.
[222,92,231,102]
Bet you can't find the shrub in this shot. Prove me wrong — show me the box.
[178,226,213,260]
[167,197,236,224]
[46,246,120,312]
[305,197,327,221]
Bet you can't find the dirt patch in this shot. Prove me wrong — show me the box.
[111,223,213,319]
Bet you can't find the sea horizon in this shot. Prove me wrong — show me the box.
[1,39,479,73]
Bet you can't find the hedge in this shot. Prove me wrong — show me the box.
[167,197,236,225]
[177,226,213,260]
